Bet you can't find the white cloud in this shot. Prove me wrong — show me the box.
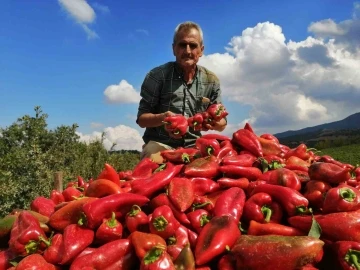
[91,2,110,14]
[77,125,144,151]
[104,80,141,104]
[198,11,360,135]
[58,0,99,39]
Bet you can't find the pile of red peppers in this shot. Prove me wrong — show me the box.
[1,122,360,270]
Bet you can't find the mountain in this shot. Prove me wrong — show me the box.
[275,112,360,138]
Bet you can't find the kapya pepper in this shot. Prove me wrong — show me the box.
[285,155,310,172]
[219,165,263,181]
[163,114,189,139]
[125,205,149,233]
[303,180,331,210]
[261,167,302,191]
[232,128,263,157]
[288,210,360,242]
[206,103,228,121]
[14,254,57,270]
[168,177,195,212]
[49,190,65,205]
[308,162,351,185]
[129,231,167,260]
[190,177,220,196]
[140,246,175,270]
[149,205,180,239]
[0,249,15,270]
[82,193,149,229]
[221,153,257,167]
[251,184,310,216]
[8,211,48,256]
[247,220,306,236]
[187,209,211,234]
[95,211,123,244]
[322,184,360,214]
[184,156,220,179]
[187,113,204,131]
[43,233,63,265]
[258,137,282,156]
[62,186,83,202]
[284,143,312,161]
[69,239,137,270]
[131,157,159,178]
[333,241,360,270]
[84,178,122,198]
[217,177,250,190]
[30,196,56,218]
[196,137,221,157]
[216,140,235,160]
[242,192,283,224]
[195,215,241,266]
[167,225,190,261]
[231,235,324,270]
[97,163,121,187]
[173,244,196,270]
[161,148,199,164]
[212,187,246,223]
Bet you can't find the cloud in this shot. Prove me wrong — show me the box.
[91,2,110,14]
[58,0,99,39]
[77,125,144,151]
[104,80,141,104]
[90,122,104,129]
[198,9,360,135]
[136,29,149,36]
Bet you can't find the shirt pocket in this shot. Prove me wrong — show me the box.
[195,96,211,113]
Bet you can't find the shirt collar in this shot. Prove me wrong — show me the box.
[174,62,199,84]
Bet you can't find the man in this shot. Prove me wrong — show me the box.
[137,21,227,163]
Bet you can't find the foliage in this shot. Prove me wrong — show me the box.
[0,106,140,217]
[319,143,360,165]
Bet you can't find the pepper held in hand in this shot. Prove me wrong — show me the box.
[163,114,188,139]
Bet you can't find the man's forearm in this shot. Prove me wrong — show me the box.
[137,113,165,128]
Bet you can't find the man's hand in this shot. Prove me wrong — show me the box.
[205,118,227,132]
[137,111,175,128]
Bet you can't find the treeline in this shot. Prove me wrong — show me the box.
[0,106,140,217]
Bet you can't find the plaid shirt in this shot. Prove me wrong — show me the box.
[137,61,222,148]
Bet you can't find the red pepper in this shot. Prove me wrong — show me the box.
[48,197,97,232]
[318,155,355,170]
[333,241,360,270]
[8,211,48,256]
[0,249,15,270]
[303,180,331,210]
[43,233,63,265]
[131,157,159,178]
[244,122,255,133]
[288,210,360,242]
[173,244,196,270]
[30,196,55,218]
[131,163,184,198]
[217,254,236,270]
[62,186,83,201]
[232,128,263,157]
[192,195,215,213]
[231,235,324,270]
[149,205,180,239]
[84,178,122,198]
[60,224,94,265]
[14,254,57,270]
[262,167,302,191]
[95,212,123,244]
[190,177,220,196]
[163,114,189,139]
[168,177,195,212]
[196,137,221,157]
[150,193,191,226]
[206,103,228,121]
[97,163,121,187]
[0,215,17,248]
[187,209,211,234]
[125,205,149,233]
[258,137,282,156]
[251,184,310,216]
[247,220,306,236]
[195,215,241,266]
[213,187,246,223]
[201,111,212,131]
[201,133,231,142]
[322,184,360,213]
[221,153,257,167]
[69,239,137,270]
[119,169,133,180]
[82,193,149,229]
[184,156,220,179]
[186,228,198,251]
[187,113,204,131]
[309,162,351,184]
[219,165,263,181]
[259,133,279,143]
[242,192,283,224]
[285,155,310,172]
[161,148,199,164]
[140,246,175,270]
[167,225,190,261]
[284,143,312,160]
[217,177,249,190]
[49,190,65,205]
[129,231,167,259]
[292,169,310,184]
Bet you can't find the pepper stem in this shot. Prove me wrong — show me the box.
[200,214,210,227]
[25,240,39,254]
[261,206,272,223]
[143,246,165,265]
[106,212,118,228]
[340,187,356,202]
[128,205,141,217]
[152,215,168,231]
[207,146,214,156]
[345,249,360,270]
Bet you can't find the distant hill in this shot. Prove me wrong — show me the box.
[274,112,360,148]
[275,112,360,138]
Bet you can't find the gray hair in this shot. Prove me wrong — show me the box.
[173,21,204,45]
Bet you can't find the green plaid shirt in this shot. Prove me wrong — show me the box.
[137,61,222,148]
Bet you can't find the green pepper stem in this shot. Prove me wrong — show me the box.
[152,215,168,231]
[340,187,356,202]
[261,206,273,223]
[346,249,360,270]
[128,205,141,217]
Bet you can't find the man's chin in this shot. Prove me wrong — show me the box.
[179,60,196,68]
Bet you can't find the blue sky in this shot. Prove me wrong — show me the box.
[1,0,359,151]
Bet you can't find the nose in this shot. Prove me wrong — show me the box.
[185,44,192,53]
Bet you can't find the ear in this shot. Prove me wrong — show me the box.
[199,45,204,57]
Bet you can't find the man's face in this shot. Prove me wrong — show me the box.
[173,28,204,69]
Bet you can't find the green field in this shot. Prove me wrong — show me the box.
[319,143,360,166]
